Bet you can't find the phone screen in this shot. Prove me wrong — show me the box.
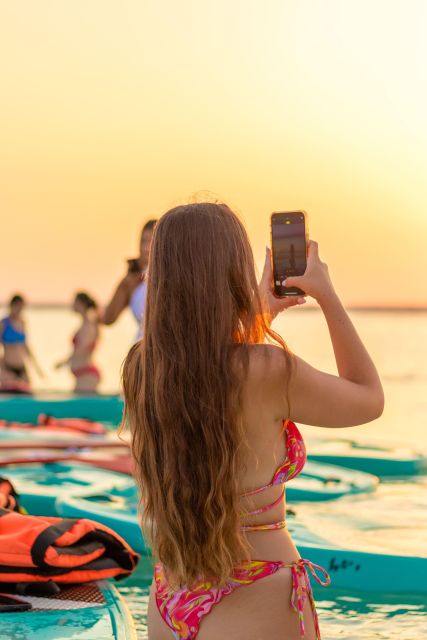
[271,211,307,297]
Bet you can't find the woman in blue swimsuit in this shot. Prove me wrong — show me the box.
[0,295,43,392]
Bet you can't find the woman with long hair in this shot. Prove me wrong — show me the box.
[122,202,384,639]
[56,292,100,393]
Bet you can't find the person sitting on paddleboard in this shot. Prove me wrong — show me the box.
[103,218,157,341]
[0,294,43,393]
[55,292,101,393]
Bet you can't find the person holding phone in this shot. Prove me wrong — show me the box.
[122,202,384,640]
[103,219,157,341]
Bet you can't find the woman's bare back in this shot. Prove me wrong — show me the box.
[147,344,319,639]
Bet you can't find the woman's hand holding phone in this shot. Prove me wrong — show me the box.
[259,247,306,321]
[284,240,335,303]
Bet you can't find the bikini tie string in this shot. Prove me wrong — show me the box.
[287,559,331,638]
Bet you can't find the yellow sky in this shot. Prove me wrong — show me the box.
[1,1,426,306]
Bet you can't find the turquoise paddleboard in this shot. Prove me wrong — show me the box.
[308,439,426,476]
[2,394,423,477]
[0,393,124,424]
[55,474,427,593]
[289,461,378,501]
[2,462,133,517]
[57,489,427,592]
[287,511,427,594]
[55,462,378,555]
[56,483,149,556]
[0,580,136,640]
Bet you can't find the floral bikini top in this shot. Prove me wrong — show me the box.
[240,419,306,532]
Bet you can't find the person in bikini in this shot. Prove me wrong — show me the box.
[103,219,157,341]
[0,294,43,393]
[122,202,384,640]
[55,292,100,393]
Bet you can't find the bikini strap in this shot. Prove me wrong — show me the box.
[241,481,272,498]
[299,559,331,587]
[283,559,331,639]
[240,519,287,532]
[243,490,284,517]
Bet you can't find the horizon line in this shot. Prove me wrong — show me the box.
[1,302,426,312]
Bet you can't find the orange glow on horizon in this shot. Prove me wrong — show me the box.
[0,1,426,308]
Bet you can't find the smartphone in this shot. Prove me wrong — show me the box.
[270,211,308,297]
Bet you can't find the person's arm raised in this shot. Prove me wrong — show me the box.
[270,240,385,428]
[102,277,132,325]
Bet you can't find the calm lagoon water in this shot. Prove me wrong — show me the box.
[5,306,427,638]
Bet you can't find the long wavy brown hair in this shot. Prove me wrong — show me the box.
[122,202,294,587]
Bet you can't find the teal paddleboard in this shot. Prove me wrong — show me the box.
[56,486,149,556]
[287,513,427,594]
[289,461,378,501]
[56,485,427,593]
[1,395,423,477]
[55,462,378,554]
[0,393,124,424]
[308,440,426,476]
[2,462,132,516]
[0,580,136,640]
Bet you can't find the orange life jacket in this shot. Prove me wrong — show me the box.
[0,508,139,583]
[37,414,106,435]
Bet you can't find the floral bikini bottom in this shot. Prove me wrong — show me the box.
[154,557,331,640]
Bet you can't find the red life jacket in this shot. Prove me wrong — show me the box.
[0,508,139,583]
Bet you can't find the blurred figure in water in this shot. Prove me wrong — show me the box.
[55,292,101,394]
[0,294,43,393]
[103,219,157,341]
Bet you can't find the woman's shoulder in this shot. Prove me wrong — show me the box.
[232,343,292,385]
[248,343,290,369]
[235,344,292,424]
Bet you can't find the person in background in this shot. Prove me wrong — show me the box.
[55,292,100,394]
[103,219,157,341]
[0,294,43,393]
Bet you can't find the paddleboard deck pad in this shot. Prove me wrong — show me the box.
[0,580,136,639]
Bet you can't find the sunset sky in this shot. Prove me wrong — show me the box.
[1,1,426,306]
